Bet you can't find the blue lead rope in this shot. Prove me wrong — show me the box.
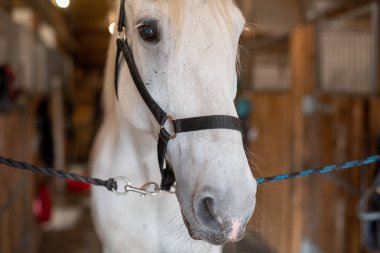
[0,155,379,190]
[256,155,380,184]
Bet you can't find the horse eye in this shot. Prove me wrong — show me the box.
[138,21,159,43]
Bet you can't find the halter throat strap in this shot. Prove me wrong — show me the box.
[115,0,242,191]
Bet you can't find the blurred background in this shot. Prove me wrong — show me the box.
[0,0,380,252]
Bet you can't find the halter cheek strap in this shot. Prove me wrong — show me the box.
[115,0,242,191]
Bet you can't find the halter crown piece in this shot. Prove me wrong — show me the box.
[114,0,243,191]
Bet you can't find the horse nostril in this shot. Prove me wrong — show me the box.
[196,197,221,231]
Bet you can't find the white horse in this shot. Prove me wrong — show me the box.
[90,1,257,252]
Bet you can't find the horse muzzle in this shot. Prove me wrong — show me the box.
[181,209,246,245]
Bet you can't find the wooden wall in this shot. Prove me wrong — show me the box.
[237,0,302,37]
[0,102,40,253]
[248,24,380,253]
[248,93,294,252]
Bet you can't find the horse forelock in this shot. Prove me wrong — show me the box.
[164,0,238,37]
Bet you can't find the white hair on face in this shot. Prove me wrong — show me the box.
[160,0,243,81]
[103,0,243,120]
[160,0,239,37]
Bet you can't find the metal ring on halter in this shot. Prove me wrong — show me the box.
[117,27,127,41]
[161,114,177,139]
[112,176,131,196]
[165,184,176,194]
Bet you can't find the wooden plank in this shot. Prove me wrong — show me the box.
[289,24,316,253]
[370,98,380,153]
[1,211,11,253]
[249,93,294,253]
[0,104,40,253]
[313,97,365,253]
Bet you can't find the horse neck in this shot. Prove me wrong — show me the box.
[102,103,158,182]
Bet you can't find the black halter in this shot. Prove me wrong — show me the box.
[114,0,242,191]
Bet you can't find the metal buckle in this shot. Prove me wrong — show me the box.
[161,114,177,140]
[117,27,126,41]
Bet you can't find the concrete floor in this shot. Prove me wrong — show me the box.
[38,208,102,253]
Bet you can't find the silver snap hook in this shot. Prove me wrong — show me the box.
[112,177,132,196]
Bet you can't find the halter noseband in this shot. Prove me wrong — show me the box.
[114,0,242,191]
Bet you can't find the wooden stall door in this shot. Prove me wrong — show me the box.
[300,97,367,253]
[248,24,379,253]
[289,24,379,253]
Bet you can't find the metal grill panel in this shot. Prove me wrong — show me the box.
[317,3,379,95]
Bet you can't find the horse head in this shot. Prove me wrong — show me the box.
[116,0,257,245]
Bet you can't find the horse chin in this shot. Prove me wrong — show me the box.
[181,210,229,245]
[181,210,201,240]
